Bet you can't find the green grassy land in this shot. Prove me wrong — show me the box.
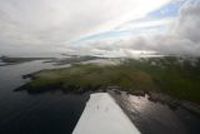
[17,57,200,103]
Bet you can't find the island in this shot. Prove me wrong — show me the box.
[15,56,200,105]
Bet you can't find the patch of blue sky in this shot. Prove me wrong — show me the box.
[72,31,131,44]
[115,17,173,32]
[73,24,167,45]
[148,0,188,19]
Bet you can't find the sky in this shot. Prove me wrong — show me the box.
[0,0,199,57]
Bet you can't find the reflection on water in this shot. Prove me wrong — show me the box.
[0,60,6,66]
[111,92,200,134]
[0,60,89,134]
[127,95,188,134]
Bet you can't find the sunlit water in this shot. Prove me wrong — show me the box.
[111,92,200,134]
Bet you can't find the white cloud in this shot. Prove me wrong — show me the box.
[0,0,172,55]
[74,1,200,57]
[1,0,199,57]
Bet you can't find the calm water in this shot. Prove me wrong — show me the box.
[0,61,89,134]
[111,92,200,134]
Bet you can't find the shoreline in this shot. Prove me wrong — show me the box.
[15,80,200,117]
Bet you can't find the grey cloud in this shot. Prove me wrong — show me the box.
[0,0,142,45]
[1,0,199,57]
[0,0,172,56]
[175,1,200,43]
[79,1,200,57]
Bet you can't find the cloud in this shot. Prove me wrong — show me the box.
[1,0,199,57]
[75,1,200,57]
[0,0,172,55]
[175,1,200,43]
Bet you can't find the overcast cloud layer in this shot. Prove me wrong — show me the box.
[0,0,199,57]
